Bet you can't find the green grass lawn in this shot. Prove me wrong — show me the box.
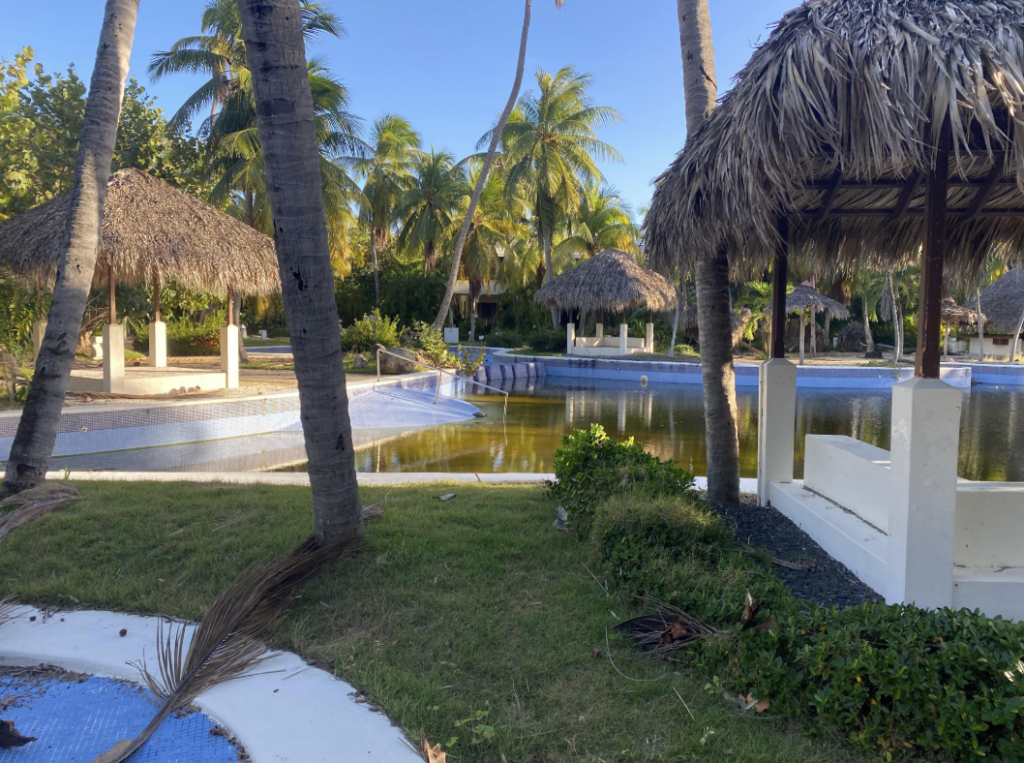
[0,482,868,763]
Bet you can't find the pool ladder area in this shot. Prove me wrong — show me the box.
[373,346,509,420]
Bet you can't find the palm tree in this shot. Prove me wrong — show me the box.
[675,0,740,506]
[2,0,139,497]
[492,66,622,327]
[237,0,363,546]
[398,148,462,272]
[349,114,421,303]
[554,184,638,259]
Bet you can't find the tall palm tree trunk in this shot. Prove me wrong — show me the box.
[1,0,138,497]
[370,231,380,306]
[677,0,739,505]
[238,0,363,546]
[543,225,558,328]
[977,286,985,362]
[862,294,875,352]
[433,0,533,330]
[669,285,682,357]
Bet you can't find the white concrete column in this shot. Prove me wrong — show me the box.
[31,321,46,361]
[566,322,575,355]
[645,322,655,353]
[259,330,268,340]
[886,378,962,608]
[757,358,797,505]
[619,324,629,355]
[148,321,167,368]
[595,322,603,339]
[102,324,125,394]
[221,325,240,389]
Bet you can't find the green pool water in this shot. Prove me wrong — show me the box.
[344,380,1024,481]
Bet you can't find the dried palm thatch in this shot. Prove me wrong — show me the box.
[0,482,80,544]
[0,169,280,296]
[645,0,1024,278]
[941,297,981,326]
[534,250,678,313]
[965,268,1024,332]
[93,534,355,763]
[782,284,850,319]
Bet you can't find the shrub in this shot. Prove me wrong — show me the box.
[484,330,523,348]
[341,310,402,353]
[526,328,565,352]
[548,424,695,538]
[267,327,290,339]
[592,493,793,625]
[133,311,225,356]
[411,322,486,376]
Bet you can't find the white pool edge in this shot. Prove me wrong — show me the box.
[0,607,420,763]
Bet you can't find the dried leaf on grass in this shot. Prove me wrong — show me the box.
[420,731,446,762]
[438,494,456,502]
[0,484,80,544]
[92,534,357,763]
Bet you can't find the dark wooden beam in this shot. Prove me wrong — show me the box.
[966,161,1004,220]
[771,217,789,359]
[227,286,235,326]
[916,121,950,379]
[799,207,1024,219]
[891,170,921,221]
[817,171,843,219]
[153,270,161,323]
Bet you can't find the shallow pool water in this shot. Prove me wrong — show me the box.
[345,379,1024,481]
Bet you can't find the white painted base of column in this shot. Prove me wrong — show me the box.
[220,325,239,389]
[886,378,962,609]
[148,321,167,367]
[645,322,655,353]
[102,324,125,394]
[757,359,797,505]
[31,321,46,361]
[619,324,628,354]
[595,322,603,339]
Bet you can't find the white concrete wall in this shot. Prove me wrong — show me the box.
[803,435,891,533]
[968,335,1021,360]
[955,482,1024,571]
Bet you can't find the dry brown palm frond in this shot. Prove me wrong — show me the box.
[0,483,80,544]
[94,534,356,763]
[615,596,719,654]
[0,599,22,629]
[534,250,678,313]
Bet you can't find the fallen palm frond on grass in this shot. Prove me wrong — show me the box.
[0,483,80,544]
[93,532,361,763]
[615,596,719,653]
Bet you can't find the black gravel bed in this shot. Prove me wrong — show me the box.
[712,499,882,608]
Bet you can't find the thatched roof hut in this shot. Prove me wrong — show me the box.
[0,168,280,296]
[941,298,981,327]
[534,249,677,313]
[784,284,850,319]
[966,269,1024,333]
[645,0,1024,278]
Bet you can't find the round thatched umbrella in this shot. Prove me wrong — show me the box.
[966,269,1024,361]
[940,298,982,360]
[783,283,850,364]
[534,249,676,354]
[0,168,280,327]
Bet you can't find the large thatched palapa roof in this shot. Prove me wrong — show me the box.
[783,284,850,318]
[645,0,1024,277]
[0,168,280,295]
[966,269,1024,333]
[534,249,677,313]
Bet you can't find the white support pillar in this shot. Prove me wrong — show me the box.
[31,321,46,361]
[102,324,125,393]
[220,325,240,389]
[148,321,167,368]
[595,322,604,339]
[757,358,797,505]
[885,378,962,608]
[645,322,655,353]
[619,324,629,355]
[798,309,806,365]
[566,322,576,355]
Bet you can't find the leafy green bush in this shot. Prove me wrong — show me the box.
[266,327,290,339]
[592,492,793,625]
[484,330,523,348]
[341,310,402,353]
[133,311,225,356]
[411,322,486,375]
[548,424,695,538]
[526,328,565,352]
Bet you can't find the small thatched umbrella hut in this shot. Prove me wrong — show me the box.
[965,269,1024,360]
[782,283,851,364]
[534,249,677,355]
[940,298,982,360]
[0,169,280,376]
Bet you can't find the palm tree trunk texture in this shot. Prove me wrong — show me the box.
[238,0,363,546]
[370,232,380,306]
[432,0,533,330]
[696,251,740,505]
[677,0,737,504]
[862,295,875,352]
[544,225,558,329]
[1,0,138,497]
[669,284,683,357]
[977,286,985,362]
[810,306,817,358]
[799,309,806,365]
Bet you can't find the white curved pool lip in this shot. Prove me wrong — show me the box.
[0,606,420,763]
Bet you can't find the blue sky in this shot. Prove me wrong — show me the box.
[1,0,796,213]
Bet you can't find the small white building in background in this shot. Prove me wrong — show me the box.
[968,333,1022,361]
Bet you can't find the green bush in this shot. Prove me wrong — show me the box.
[411,322,486,376]
[266,327,290,339]
[592,493,793,625]
[526,328,565,352]
[341,310,402,353]
[484,330,523,348]
[133,311,225,356]
[548,424,695,538]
